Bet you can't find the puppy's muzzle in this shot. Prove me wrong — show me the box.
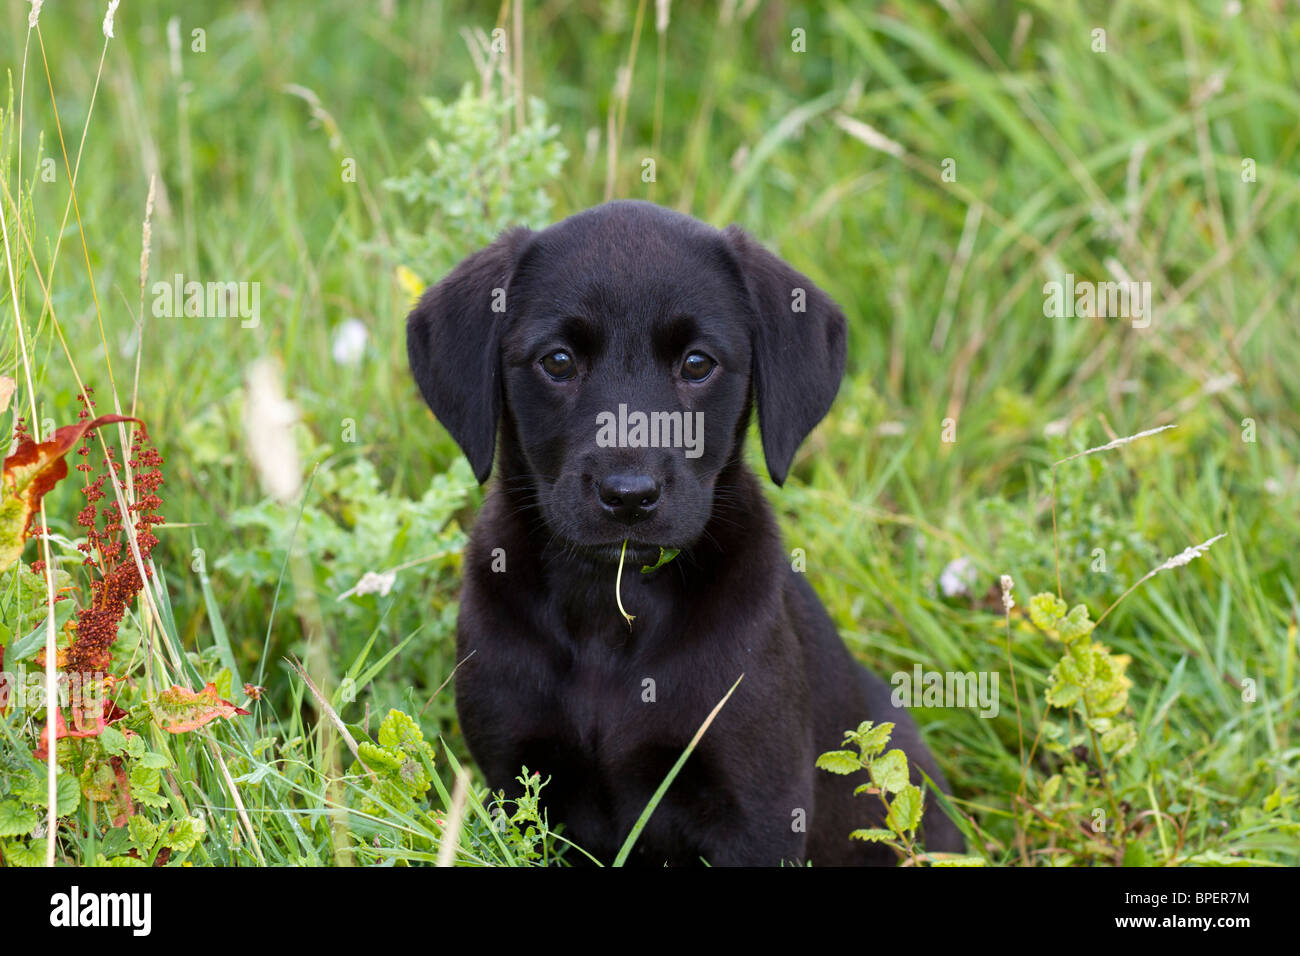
[596,472,661,524]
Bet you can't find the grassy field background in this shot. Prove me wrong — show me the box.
[1,0,1296,865]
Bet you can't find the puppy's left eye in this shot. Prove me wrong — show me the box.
[541,350,577,381]
[680,352,716,382]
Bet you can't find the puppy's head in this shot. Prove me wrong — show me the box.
[406,200,845,565]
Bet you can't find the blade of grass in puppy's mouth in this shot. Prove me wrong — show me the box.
[615,538,635,628]
[583,539,672,566]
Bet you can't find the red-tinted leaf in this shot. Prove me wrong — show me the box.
[102,700,129,724]
[32,695,127,759]
[150,682,251,734]
[0,414,141,573]
[33,711,95,760]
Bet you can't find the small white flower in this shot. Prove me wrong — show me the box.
[939,556,977,598]
[341,570,397,600]
[331,318,369,366]
[1000,574,1015,613]
[103,0,120,39]
[1055,423,1174,466]
[1122,533,1229,607]
[1157,533,1227,572]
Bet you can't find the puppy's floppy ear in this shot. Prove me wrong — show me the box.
[723,225,847,485]
[406,227,532,483]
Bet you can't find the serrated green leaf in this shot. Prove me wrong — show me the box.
[815,750,862,775]
[357,741,404,772]
[1045,680,1082,708]
[17,770,80,816]
[887,783,924,834]
[0,800,38,838]
[139,751,171,770]
[165,815,207,853]
[124,734,146,760]
[1029,593,1067,632]
[131,788,170,810]
[377,709,430,757]
[851,721,894,757]
[1058,604,1095,642]
[3,838,46,866]
[1086,648,1133,718]
[870,748,910,794]
[99,725,128,756]
[849,828,897,843]
[128,814,161,853]
[1065,642,1097,682]
[130,765,162,794]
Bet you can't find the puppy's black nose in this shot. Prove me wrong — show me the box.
[597,473,661,524]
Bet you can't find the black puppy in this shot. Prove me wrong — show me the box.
[406,200,963,865]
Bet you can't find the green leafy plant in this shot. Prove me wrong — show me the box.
[0,403,245,867]
[217,453,472,612]
[382,84,568,282]
[487,768,554,866]
[214,447,474,725]
[1029,593,1136,758]
[996,427,1252,866]
[353,708,436,818]
[0,561,73,666]
[817,720,980,866]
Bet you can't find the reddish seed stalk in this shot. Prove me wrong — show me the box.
[51,391,166,674]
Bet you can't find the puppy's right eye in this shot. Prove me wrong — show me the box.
[540,350,576,381]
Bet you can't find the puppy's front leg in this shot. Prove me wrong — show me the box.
[641,746,814,867]
[695,778,814,867]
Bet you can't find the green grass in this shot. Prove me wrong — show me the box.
[0,0,1296,865]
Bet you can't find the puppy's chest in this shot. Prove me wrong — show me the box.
[500,597,749,755]
[550,632,678,751]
